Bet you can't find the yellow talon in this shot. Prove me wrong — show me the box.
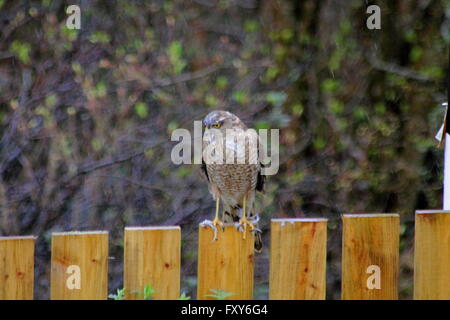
[212,216,224,229]
[210,196,223,240]
[238,216,255,239]
[238,196,255,239]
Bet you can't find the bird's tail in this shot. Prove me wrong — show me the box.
[223,202,263,253]
[248,203,263,253]
[254,230,262,252]
[223,202,240,223]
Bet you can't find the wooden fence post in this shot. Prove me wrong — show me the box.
[124,226,181,300]
[342,214,399,300]
[0,236,35,300]
[269,218,327,300]
[197,225,254,300]
[414,210,450,300]
[50,231,108,300]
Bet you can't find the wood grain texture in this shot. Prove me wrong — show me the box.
[50,231,108,300]
[197,225,254,300]
[342,214,399,300]
[0,236,35,300]
[414,210,450,300]
[124,226,181,300]
[269,218,327,300]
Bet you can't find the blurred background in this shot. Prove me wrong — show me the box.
[0,0,448,299]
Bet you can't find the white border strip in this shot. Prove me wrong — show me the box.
[125,226,180,231]
[271,218,328,222]
[52,231,109,236]
[0,235,37,240]
[415,210,450,215]
[342,213,399,218]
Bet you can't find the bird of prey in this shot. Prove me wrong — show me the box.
[201,110,265,252]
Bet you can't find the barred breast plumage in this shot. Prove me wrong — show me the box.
[201,110,265,251]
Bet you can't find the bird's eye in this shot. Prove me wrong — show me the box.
[212,123,221,128]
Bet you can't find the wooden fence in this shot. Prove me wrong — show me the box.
[0,211,449,300]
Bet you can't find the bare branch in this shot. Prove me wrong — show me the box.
[367,54,432,83]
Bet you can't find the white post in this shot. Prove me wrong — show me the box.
[445,133,450,210]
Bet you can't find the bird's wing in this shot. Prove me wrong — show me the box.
[256,141,266,192]
[200,159,209,181]
[256,162,265,192]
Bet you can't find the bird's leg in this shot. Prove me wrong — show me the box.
[238,195,255,239]
[200,196,223,241]
[212,196,224,229]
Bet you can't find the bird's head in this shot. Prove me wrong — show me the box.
[203,110,246,131]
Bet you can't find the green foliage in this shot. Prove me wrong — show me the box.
[143,285,155,300]
[61,26,78,42]
[313,136,326,150]
[232,90,248,105]
[205,289,234,300]
[45,94,57,108]
[167,121,179,134]
[409,46,422,62]
[107,285,158,300]
[176,167,191,178]
[109,288,126,300]
[215,76,228,90]
[421,65,444,79]
[280,28,294,43]
[10,40,31,64]
[264,66,279,80]
[205,94,219,108]
[321,78,340,93]
[168,41,186,74]
[291,103,303,116]
[131,284,155,300]
[330,100,344,114]
[134,102,148,118]
[265,91,287,108]
[254,121,270,130]
[94,82,107,98]
[178,292,191,300]
[90,31,111,44]
[244,20,258,33]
